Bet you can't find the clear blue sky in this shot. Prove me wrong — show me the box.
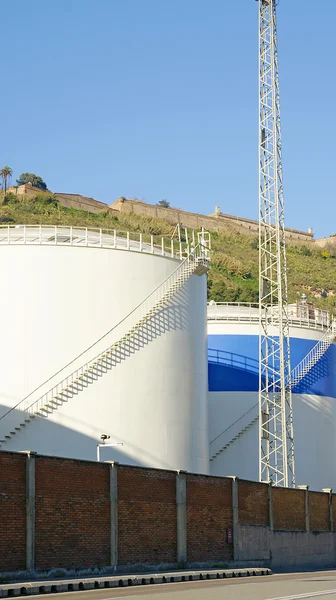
[2,0,335,237]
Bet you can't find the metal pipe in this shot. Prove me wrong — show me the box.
[97,443,124,461]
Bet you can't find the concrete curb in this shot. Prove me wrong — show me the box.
[0,568,271,597]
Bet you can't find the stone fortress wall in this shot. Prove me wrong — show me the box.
[4,184,112,216]
[5,183,333,246]
[110,198,314,242]
[54,192,110,214]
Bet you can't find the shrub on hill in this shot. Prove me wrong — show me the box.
[16,172,47,190]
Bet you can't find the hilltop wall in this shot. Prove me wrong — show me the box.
[5,183,51,199]
[5,185,111,215]
[110,198,314,242]
[54,192,110,214]
[4,185,329,245]
[315,236,336,250]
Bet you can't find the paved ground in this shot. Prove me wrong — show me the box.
[26,571,336,600]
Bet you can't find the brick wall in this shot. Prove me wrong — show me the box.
[118,466,176,565]
[0,451,334,574]
[238,480,269,526]
[309,492,330,531]
[0,452,26,572]
[272,488,306,531]
[186,475,233,562]
[35,456,110,570]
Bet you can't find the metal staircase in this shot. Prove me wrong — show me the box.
[0,238,209,448]
[210,415,258,462]
[210,320,336,464]
[290,321,336,389]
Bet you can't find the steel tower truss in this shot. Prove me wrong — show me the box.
[258,0,295,487]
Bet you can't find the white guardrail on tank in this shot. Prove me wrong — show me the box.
[207,302,331,332]
[0,224,203,261]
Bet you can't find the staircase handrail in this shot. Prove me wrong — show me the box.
[210,411,259,461]
[209,402,259,447]
[210,417,259,461]
[290,320,336,388]
[0,241,209,423]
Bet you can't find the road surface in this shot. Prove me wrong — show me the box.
[29,570,336,600]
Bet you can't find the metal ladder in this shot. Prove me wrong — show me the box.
[0,240,209,448]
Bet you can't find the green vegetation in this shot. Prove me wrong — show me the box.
[1,192,335,312]
[0,165,13,193]
[0,192,175,234]
[16,172,48,190]
[156,199,170,208]
[208,231,336,312]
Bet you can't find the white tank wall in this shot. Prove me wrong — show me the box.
[208,320,336,491]
[0,244,209,473]
[293,392,336,490]
[209,391,336,491]
[209,391,259,481]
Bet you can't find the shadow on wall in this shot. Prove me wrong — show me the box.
[0,283,191,423]
[208,347,336,397]
[208,349,260,392]
[293,349,335,396]
[208,349,259,374]
[0,401,179,467]
[0,402,132,463]
[0,285,194,467]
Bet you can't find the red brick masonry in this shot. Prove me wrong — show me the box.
[0,451,333,573]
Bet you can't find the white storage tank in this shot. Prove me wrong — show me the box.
[208,302,336,491]
[0,225,210,474]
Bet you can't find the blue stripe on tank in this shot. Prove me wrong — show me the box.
[208,334,336,398]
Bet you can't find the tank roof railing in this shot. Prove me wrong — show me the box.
[207,301,331,332]
[0,224,211,262]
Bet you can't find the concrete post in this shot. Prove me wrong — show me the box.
[176,471,187,565]
[268,484,274,531]
[298,485,310,532]
[26,452,36,571]
[322,488,333,531]
[228,477,239,561]
[108,461,118,568]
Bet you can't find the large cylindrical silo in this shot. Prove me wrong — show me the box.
[0,226,209,474]
[208,302,336,491]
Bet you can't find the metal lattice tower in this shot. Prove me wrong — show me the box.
[258,0,295,487]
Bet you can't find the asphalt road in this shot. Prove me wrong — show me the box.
[31,571,336,600]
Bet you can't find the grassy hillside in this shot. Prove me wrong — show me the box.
[209,231,336,312]
[1,192,336,313]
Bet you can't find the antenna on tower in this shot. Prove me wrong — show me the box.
[258,0,295,487]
